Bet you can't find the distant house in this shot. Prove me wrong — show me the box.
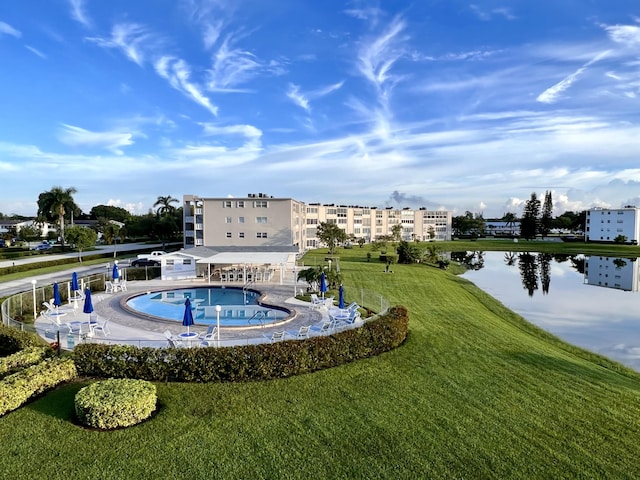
[586,207,640,244]
[484,221,520,237]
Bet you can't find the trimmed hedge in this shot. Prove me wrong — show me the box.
[0,357,77,416]
[75,379,157,430]
[0,346,52,379]
[0,324,49,357]
[73,305,409,382]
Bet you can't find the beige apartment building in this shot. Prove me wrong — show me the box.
[183,194,452,252]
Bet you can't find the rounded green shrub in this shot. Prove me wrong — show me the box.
[75,378,157,430]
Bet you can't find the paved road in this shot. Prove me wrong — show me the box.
[0,243,166,297]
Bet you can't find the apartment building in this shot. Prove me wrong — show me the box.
[184,194,452,252]
[586,207,640,244]
[183,194,306,252]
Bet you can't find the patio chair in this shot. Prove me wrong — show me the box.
[263,331,286,343]
[309,294,324,310]
[164,330,185,348]
[105,281,115,293]
[310,320,336,336]
[199,325,218,346]
[287,325,311,340]
[91,318,111,336]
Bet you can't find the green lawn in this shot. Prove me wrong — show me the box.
[2,246,640,479]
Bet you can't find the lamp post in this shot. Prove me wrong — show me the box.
[215,305,221,348]
[31,279,37,320]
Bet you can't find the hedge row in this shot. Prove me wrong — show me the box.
[0,357,77,417]
[0,346,52,379]
[0,324,49,357]
[73,306,409,383]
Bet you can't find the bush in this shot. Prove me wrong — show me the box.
[73,306,409,383]
[0,324,49,357]
[0,346,52,379]
[75,379,157,430]
[0,357,77,416]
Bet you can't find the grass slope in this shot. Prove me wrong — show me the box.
[1,247,640,479]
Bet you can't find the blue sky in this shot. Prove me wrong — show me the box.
[1,0,639,218]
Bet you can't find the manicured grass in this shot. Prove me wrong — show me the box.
[2,247,640,479]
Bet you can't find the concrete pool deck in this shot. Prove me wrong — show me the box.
[35,279,337,349]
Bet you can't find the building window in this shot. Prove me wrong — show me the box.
[256,217,267,224]
[225,216,232,223]
[226,232,232,238]
[239,232,245,238]
[238,216,245,223]
[257,232,268,238]
[223,200,232,208]
[254,200,268,208]
[183,259,192,265]
[236,201,245,208]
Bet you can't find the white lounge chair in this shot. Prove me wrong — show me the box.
[263,331,286,343]
[309,294,325,310]
[199,325,218,346]
[310,320,336,336]
[91,318,111,336]
[164,330,185,348]
[105,281,115,293]
[287,325,311,340]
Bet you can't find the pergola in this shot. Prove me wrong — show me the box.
[196,251,297,284]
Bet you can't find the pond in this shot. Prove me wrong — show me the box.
[458,251,640,372]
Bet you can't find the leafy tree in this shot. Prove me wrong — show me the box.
[518,252,539,296]
[65,226,97,262]
[297,267,321,291]
[452,211,485,237]
[520,193,541,240]
[103,222,121,258]
[427,226,436,241]
[357,237,365,248]
[391,224,402,242]
[90,205,131,223]
[540,191,553,238]
[19,224,42,243]
[154,195,179,216]
[316,222,347,254]
[397,240,422,263]
[36,186,78,245]
[153,215,179,250]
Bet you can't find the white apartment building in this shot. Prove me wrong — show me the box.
[184,194,452,252]
[586,207,640,244]
[584,255,640,291]
[183,194,306,252]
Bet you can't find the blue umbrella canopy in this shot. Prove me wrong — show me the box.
[83,288,94,322]
[339,284,345,309]
[183,298,195,334]
[53,282,62,307]
[320,272,327,298]
[112,264,120,280]
[71,272,79,292]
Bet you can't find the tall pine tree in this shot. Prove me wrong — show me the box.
[521,192,541,240]
[540,191,553,238]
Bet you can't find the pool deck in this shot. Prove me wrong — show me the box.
[35,279,341,349]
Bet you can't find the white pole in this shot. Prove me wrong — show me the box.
[31,279,37,320]
[215,305,221,348]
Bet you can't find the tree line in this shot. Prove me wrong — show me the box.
[453,191,586,239]
[0,186,183,254]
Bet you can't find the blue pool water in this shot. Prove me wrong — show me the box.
[125,287,289,327]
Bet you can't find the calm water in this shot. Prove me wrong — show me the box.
[459,251,640,371]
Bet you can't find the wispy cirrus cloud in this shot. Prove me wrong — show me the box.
[286,81,344,112]
[25,46,46,59]
[87,23,158,66]
[0,21,21,38]
[155,56,219,116]
[68,0,91,28]
[604,23,640,47]
[469,5,517,21]
[58,124,134,154]
[537,50,610,104]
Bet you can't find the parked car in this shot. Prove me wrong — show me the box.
[31,243,52,251]
[131,258,160,267]
[0,239,6,248]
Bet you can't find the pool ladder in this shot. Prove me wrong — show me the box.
[248,310,270,327]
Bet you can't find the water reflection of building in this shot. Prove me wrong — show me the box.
[584,256,640,291]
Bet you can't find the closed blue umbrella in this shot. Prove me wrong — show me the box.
[53,282,62,308]
[183,298,194,335]
[71,272,79,292]
[112,264,120,280]
[320,272,327,298]
[339,284,345,309]
[83,288,93,320]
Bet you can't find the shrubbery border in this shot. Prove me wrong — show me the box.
[73,305,409,382]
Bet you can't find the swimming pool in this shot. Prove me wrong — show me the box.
[124,286,290,328]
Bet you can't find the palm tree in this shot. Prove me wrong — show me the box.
[153,195,178,217]
[37,186,78,245]
[502,212,518,236]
